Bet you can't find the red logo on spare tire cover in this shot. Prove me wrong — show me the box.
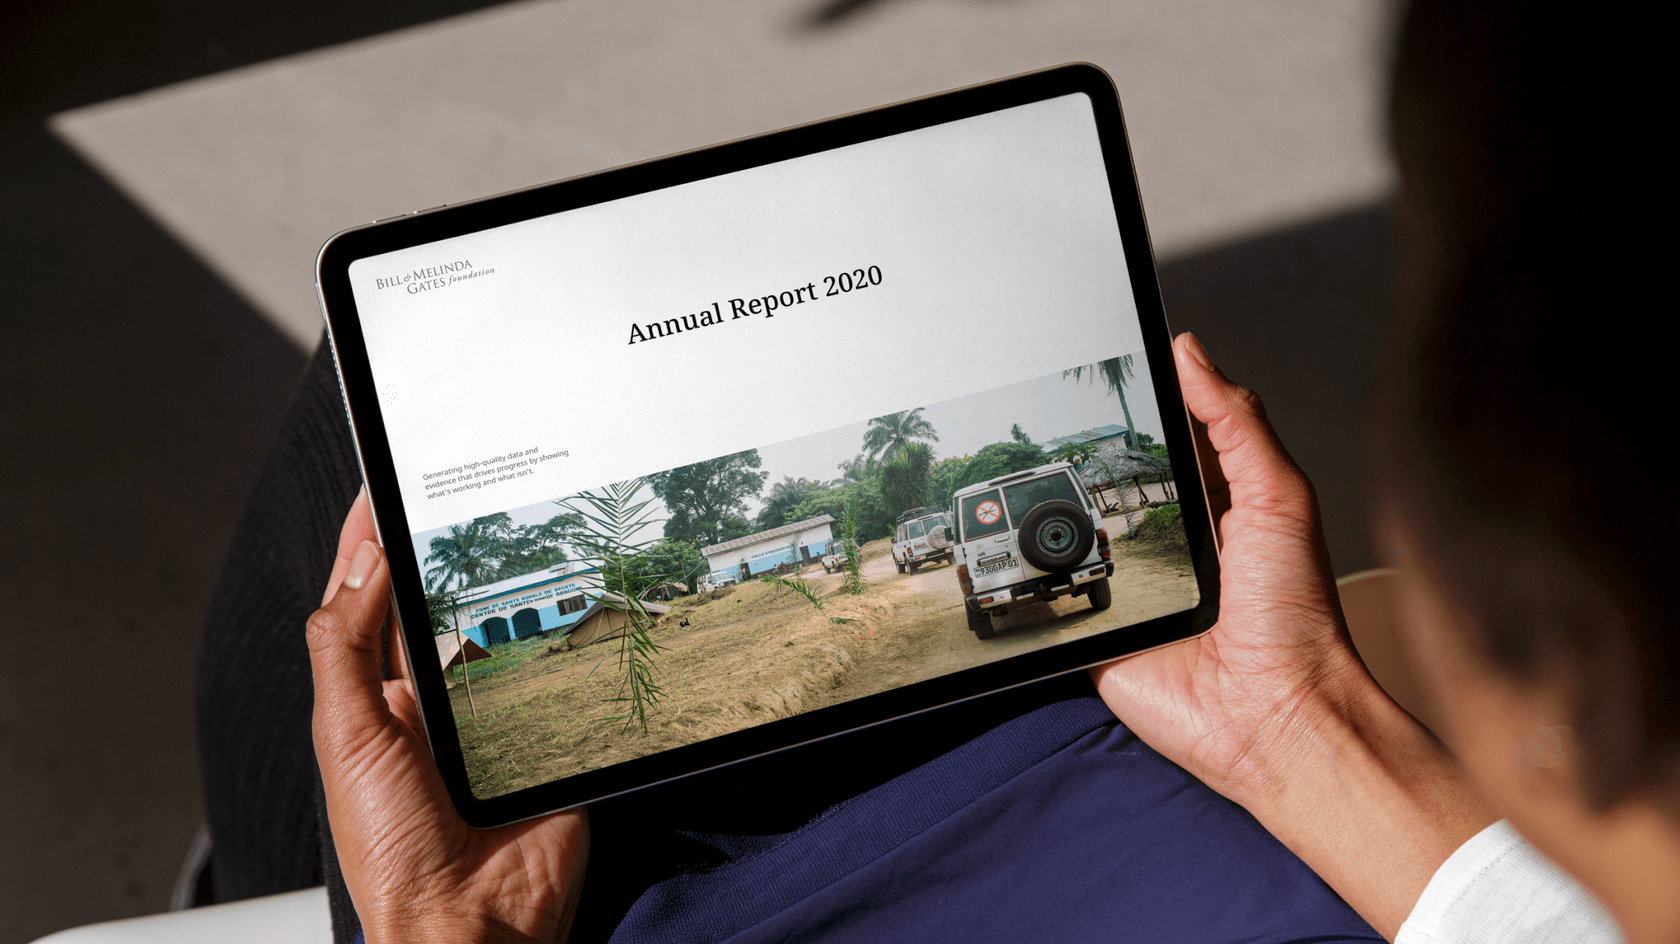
[975,500,1002,524]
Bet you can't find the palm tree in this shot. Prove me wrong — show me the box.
[880,442,934,517]
[862,408,939,463]
[424,514,513,591]
[1064,356,1139,449]
[836,453,875,484]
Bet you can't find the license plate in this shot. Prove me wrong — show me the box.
[975,558,1018,577]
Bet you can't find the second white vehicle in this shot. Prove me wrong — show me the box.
[891,507,955,574]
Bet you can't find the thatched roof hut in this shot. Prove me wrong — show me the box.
[1075,445,1172,489]
[1073,444,1176,523]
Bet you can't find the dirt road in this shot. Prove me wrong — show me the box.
[451,518,1196,797]
[841,512,1197,698]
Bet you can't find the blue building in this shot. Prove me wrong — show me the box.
[438,562,603,649]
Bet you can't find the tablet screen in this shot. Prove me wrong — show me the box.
[332,77,1206,807]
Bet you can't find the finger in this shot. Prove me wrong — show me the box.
[1173,334,1307,492]
[307,540,393,744]
[323,487,377,606]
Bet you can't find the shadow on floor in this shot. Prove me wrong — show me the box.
[0,125,307,942]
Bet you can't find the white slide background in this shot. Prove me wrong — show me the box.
[349,94,1140,532]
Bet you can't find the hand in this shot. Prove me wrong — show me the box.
[307,490,589,943]
[1090,332,1360,800]
[1091,333,1491,939]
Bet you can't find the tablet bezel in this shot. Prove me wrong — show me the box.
[317,62,1219,829]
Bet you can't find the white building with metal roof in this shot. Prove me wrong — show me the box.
[701,515,836,586]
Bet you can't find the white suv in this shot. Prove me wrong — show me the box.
[947,461,1113,638]
[891,507,955,573]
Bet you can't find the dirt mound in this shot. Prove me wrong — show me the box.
[725,643,854,724]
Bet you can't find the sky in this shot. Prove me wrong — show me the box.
[412,351,1165,573]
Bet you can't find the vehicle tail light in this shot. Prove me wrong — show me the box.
[957,564,973,595]
[1096,528,1111,560]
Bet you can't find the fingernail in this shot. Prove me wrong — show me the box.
[1182,333,1214,371]
[344,541,380,590]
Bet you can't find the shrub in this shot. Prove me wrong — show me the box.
[1128,503,1188,556]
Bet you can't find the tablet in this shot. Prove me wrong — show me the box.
[317,63,1219,828]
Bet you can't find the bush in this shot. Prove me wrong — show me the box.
[1128,503,1187,556]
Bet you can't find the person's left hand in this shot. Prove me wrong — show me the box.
[307,489,589,943]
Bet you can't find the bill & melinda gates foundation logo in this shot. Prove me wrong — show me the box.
[372,259,497,294]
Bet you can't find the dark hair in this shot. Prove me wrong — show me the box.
[1377,0,1676,814]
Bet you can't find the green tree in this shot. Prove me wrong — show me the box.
[836,453,876,484]
[424,513,514,591]
[756,476,827,530]
[926,454,970,510]
[788,477,892,544]
[838,501,866,594]
[952,441,1046,493]
[494,512,584,579]
[1050,440,1098,467]
[1010,423,1034,445]
[879,442,933,518]
[1064,356,1140,449]
[862,408,939,463]
[624,539,707,594]
[648,450,768,549]
[560,479,673,731]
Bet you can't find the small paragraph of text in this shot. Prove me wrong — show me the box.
[421,447,569,498]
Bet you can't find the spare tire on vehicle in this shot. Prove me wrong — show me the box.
[926,524,953,551]
[1016,500,1094,572]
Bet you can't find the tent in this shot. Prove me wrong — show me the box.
[562,593,672,650]
[435,632,493,673]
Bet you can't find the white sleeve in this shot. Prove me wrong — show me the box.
[1395,820,1624,944]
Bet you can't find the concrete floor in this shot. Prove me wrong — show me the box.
[1,1,1399,940]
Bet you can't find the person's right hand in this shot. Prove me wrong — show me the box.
[1090,332,1362,799]
[1091,333,1491,939]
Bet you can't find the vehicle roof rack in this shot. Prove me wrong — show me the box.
[895,506,940,524]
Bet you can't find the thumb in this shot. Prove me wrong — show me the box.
[1173,333,1307,493]
[308,540,394,758]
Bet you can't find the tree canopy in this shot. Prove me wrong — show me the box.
[621,538,707,594]
[756,476,827,530]
[862,408,938,463]
[424,514,514,591]
[495,511,583,577]
[648,450,768,549]
[927,441,1048,509]
[879,442,933,519]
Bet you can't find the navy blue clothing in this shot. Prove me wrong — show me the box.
[602,693,1378,944]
